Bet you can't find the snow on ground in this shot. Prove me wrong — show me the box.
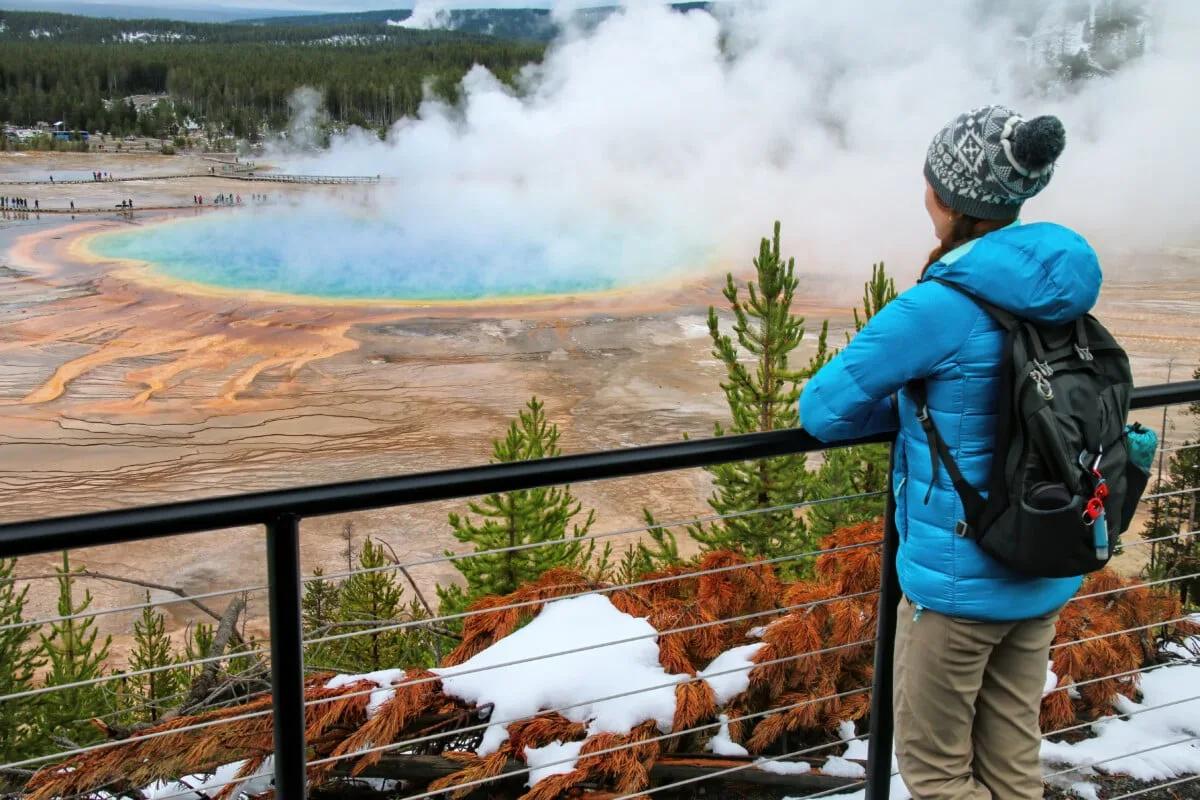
[808,644,1200,800]
[141,758,273,800]
[1040,656,1200,793]
[432,594,686,755]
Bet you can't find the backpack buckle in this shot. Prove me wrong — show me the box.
[954,520,971,537]
[1030,369,1055,401]
[1075,345,1094,362]
[915,404,930,423]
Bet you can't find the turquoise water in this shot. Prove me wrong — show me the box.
[89,209,650,301]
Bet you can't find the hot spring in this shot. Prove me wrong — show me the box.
[88,208,696,303]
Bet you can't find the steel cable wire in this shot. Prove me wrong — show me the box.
[1050,616,1198,652]
[0,538,881,706]
[1042,734,1200,782]
[0,638,875,774]
[297,589,878,711]
[1141,485,1200,502]
[47,688,877,800]
[305,537,882,648]
[306,639,877,770]
[1107,772,1200,799]
[606,733,873,800]
[1043,693,1200,740]
[384,706,875,800]
[0,490,885,633]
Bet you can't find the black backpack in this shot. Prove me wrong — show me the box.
[908,278,1146,578]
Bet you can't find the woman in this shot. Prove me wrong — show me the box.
[801,105,1098,799]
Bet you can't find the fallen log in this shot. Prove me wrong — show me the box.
[334,751,859,794]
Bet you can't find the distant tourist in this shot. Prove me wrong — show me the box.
[33,199,38,210]
[49,175,54,183]
[70,200,75,211]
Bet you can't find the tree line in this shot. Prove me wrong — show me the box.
[0,10,499,45]
[0,36,545,139]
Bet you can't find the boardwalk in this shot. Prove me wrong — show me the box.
[0,173,199,186]
[229,173,381,184]
[0,171,380,186]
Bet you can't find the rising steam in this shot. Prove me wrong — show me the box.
[272,0,1200,292]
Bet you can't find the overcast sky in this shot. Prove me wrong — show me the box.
[72,0,561,10]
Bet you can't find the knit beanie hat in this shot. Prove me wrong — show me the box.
[924,105,1066,220]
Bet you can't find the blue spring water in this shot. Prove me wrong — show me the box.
[89,208,658,302]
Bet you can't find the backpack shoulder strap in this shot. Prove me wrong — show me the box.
[906,378,987,536]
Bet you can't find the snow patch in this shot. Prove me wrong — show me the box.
[1068,781,1101,800]
[1043,659,1059,697]
[821,755,866,779]
[1039,658,1200,783]
[839,720,869,760]
[700,643,765,705]
[142,758,273,800]
[707,714,748,757]
[325,668,407,718]
[756,756,812,775]
[524,740,584,786]
[432,594,684,755]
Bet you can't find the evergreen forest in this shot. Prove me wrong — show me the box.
[0,10,546,138]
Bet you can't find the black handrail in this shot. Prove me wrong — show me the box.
[1,378,1196,800]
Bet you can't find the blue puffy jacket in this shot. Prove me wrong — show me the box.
[800,221,1101,621]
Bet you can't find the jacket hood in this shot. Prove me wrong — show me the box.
[922,222,1101,325]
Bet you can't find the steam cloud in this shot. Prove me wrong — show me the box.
[274,0,1200,293]
[284,86,328,150]
[393,2,454,30]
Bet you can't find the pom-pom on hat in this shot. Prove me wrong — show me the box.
[924,105,1066,220]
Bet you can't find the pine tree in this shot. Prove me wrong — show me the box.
[804,263,898,538]
[1143,365,1200,606]
[38,552,113,747]
[119,593,179,723]
[688,222,829,568]
[593,510,683,583]
[0,558,44,764]
[335,539,436,671]
[437,398,595,616]
[302,567,342,667]
[182,619,214,684]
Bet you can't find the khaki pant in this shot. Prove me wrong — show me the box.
[893,595,1057,800]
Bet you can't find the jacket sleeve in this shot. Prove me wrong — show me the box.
[799,281,971,443]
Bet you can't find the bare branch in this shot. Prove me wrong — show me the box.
[179,595,249,715]
[13,570,245,642]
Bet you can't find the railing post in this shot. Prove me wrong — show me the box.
[266,514,307,798]
[865,446,901,800]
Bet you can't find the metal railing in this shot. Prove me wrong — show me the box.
[231,173,381,184]
[0,379,1197,800]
